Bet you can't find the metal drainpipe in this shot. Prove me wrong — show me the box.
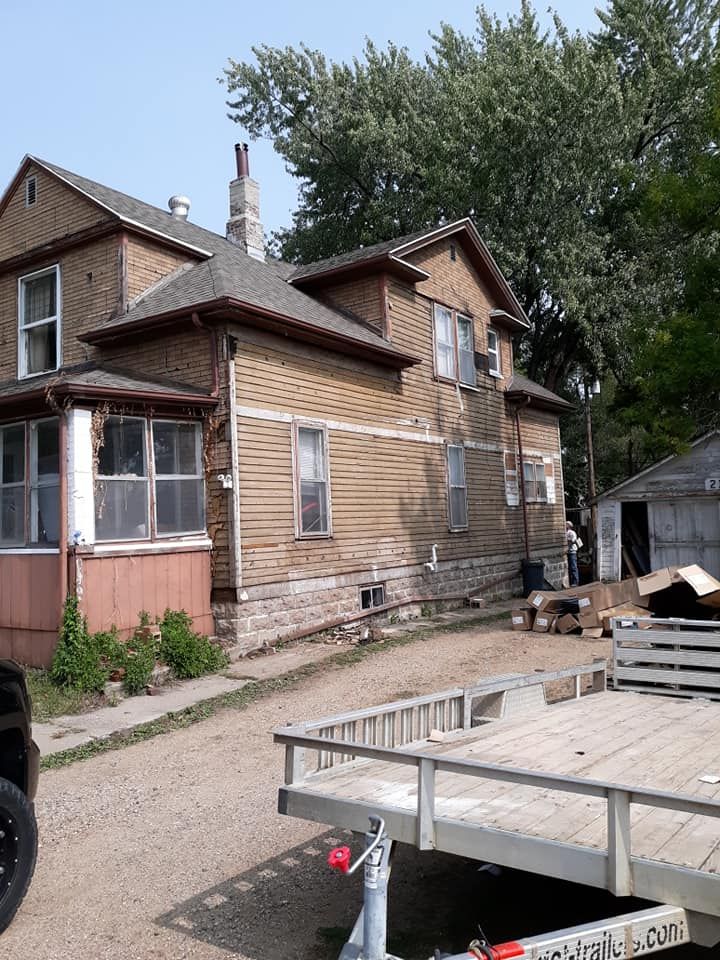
[514,398,532,560]
[227,351,243,596]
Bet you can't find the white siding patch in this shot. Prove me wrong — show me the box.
[67,408,95,545]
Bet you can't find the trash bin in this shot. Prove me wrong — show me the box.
[521,558,545,597]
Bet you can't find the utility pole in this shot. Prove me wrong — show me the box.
[584,381,599,578]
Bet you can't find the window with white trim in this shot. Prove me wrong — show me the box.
[153,421,205,536]
[0,418,59,547]
[360,583,385,609]
[294,424,331,537]
[523,460,548,503]
[18,264,60,378]
[447,444,468,530]
[487,328,502,377]
[433,304,476,386]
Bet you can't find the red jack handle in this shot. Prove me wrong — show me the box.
[328,846,351,873]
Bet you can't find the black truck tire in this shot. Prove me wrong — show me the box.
[0,777,37,935]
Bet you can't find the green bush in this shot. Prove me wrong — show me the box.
[50,596,108,694]
[159,609,227,679]
[122,627,157,696]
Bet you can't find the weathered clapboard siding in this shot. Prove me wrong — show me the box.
[319,275,384,333]
[0,162,109,262]
[125,235,194,302]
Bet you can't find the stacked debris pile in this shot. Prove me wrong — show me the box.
[511,564,720,637]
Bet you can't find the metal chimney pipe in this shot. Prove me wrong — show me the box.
[235,142,250,178]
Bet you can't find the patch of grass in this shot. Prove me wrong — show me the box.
[27,669,100,723]
[39,608,511,771]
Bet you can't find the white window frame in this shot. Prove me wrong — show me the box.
[487,328,502,377]
[523,460,548,503]
[447,443,469,532]
[94,415,151,543]
[18,264,62,379]
[29,417,60,544]
[292,421,332,539]
[433,304,476,387]
[360,583,386,610]
[0,421,26,547]
[151,420,206,539]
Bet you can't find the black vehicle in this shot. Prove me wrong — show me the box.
[0,660,38,933]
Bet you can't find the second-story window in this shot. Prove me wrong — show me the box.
[433,304,476,387]
[18,265,61,378]
[487,328,502,377]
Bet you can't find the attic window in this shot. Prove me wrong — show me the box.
[25,176,37,208]
[450,243,457,262]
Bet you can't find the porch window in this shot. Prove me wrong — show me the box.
[30,419,60,543]
[447,444,468,531]
[95,416,150,541]
[152,421,205,536]
[19,265,60,378]
[0,424,26,545]
[294,424,331,537]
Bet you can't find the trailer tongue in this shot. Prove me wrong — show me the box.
[328,817,693,960]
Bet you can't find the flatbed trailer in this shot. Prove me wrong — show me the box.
[274,617,720,958]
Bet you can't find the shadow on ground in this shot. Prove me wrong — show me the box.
[156,833,711,959]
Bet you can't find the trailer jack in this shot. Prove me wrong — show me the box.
[328,817,716,960]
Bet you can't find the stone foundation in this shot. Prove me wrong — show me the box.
[213,551,566,656]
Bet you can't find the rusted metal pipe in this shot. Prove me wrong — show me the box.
[514,398,532,560]
[235,142,250,178]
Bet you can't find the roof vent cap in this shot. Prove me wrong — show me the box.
[168,195,191,220]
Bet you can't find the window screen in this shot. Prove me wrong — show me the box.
[447,444,468,530]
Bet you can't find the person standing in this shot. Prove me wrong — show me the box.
[566,520,580,587]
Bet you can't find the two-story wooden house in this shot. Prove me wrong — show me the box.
[0,146,571,665]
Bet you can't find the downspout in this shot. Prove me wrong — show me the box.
[226,344,243,596]
[59,412,69,606]
[514,398,532,560]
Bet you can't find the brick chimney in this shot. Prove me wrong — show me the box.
[226,143,265,261]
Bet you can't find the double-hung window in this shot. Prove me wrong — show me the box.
[294,424,331,537]
[487,328,502,377]
[433,304,475,386]
[153,421,205,536]
[0,418,60,547]
[95,416,205,542]
[523,460,548,503]
[447,444,468,531]
[18,265,60,378]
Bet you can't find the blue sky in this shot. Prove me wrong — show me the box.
[1,1,605,242]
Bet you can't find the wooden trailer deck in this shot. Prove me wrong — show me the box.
[275,657,720,917]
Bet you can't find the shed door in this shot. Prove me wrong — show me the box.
[648,499,720,576]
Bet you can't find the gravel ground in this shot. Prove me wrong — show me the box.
[1,624,705,959]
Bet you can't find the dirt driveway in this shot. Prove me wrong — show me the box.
[3,622,683,960]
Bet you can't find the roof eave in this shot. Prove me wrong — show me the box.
[82,298,422,370]
[290,253,429,288]
[505,389,574,414]
[489,308,531,334]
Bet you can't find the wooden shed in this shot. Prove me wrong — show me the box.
[596,431,720,581]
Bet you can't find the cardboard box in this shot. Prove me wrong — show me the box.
[527,591,566,613]
[675,564,720,597]
[578,608,602,629]
[581,627,605,639]
[600,604,652,632]
[511,608,534,631]
[556,613,581,634]
[532,613,554,633]
[637,567,678,597]
[576,585,614,613]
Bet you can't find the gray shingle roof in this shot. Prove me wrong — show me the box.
[0,363,214,403]
[506,373,574,411]
[289,227,435,280]
[31,158,416,365]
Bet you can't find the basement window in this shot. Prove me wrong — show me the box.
[360,584,385,610]
[25,176,37,208]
